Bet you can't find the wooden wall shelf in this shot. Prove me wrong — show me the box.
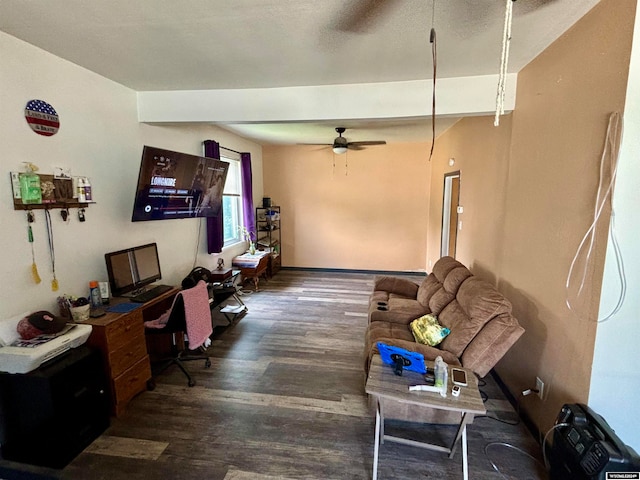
[13,200,93,211]
[10,171,94,212]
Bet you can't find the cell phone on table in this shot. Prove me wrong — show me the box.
[451,368,468,386]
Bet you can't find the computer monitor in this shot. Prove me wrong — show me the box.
[104,243,162,297]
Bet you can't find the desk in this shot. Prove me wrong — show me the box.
[365,355,486,480]
[84,287,179,416]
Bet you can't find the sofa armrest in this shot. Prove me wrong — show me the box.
[460,314,524,378]
[373,276,419,298]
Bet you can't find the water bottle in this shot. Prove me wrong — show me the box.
[434,356,445,387]
[441,363,448,397]
[434,356,449,397]
[89,281,102,308]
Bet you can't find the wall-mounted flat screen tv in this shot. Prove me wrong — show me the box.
[131,146,229,221]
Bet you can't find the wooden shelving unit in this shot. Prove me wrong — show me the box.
[255,206,281,277]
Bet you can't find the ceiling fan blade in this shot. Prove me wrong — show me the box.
[334,0,397,33]
[297,143,333,146]
[348,140,387,146]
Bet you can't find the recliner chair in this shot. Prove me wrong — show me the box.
[145,280,213,387]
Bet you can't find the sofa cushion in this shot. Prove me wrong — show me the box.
[416,257,463,308]
[438,277,513,358]
[428,288,455,316]
[457,277,512,320]
[409,314,450,346]
[460,313,524,377]
[432,256,465,280]
[369,296,429,325]
[366,321,415,347]
[437,300,478,357]
[416,274,441,306]
[424,263,471,315]
[443,266,473,293]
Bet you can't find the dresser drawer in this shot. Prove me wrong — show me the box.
[109,334,148,378]
[105,311,144,351]
[112,355,151,413]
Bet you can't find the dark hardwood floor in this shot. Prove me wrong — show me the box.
[1,270,547,479]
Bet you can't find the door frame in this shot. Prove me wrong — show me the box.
[440,171,461,258]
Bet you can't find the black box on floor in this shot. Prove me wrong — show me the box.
[549,403,640,480]
[0,346,110,469]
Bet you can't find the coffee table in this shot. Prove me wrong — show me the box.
[365,354,486,480]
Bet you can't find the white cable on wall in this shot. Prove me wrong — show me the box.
[565,112,626,322]
[494,0,514,127]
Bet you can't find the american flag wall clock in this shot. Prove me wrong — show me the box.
[24,99,60,136]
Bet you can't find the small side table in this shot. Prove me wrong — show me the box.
[232,252,270,290]
[208,269,246,323]
[208,267,233,283]
[365,355,486,480]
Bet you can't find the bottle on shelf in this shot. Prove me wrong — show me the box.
[19,163,42,205]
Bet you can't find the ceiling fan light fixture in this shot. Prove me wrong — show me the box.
[333,146,348,155]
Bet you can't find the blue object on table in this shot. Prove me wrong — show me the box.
[377,342,427,375]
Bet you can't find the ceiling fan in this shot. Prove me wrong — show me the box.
[332,0,399,33]
[303,127,386,154]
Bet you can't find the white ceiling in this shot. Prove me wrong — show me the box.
[0,0,600,145]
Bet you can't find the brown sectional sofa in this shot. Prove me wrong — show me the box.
[364,256,524,424]
[364,256,524,378]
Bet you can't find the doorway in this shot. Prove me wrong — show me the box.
[441,171,460,258]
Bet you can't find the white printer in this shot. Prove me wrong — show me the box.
[0,311,92,374]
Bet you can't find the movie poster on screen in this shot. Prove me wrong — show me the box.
[131,146,229,221]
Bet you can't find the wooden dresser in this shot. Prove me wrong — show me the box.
[84,287,178,417]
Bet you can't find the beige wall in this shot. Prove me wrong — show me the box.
[428,0,635,433]
[426,115,513,273]
[0,32,263,319]
[263,143,432,271]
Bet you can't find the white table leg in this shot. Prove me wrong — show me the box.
[373,400,381,480]
[379,399,385,444]
[462,423,468,480]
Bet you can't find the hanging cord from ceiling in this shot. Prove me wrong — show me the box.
[495,0,514,127]
[192,216,204,269]
[428,0,437,161]
[565,112,626,323]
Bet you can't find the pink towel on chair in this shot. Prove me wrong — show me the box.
[144,280,212,349]
[180,280,213,349]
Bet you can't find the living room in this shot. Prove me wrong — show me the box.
[0,0,639,472]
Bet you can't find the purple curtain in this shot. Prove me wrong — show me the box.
[241,153,255,238]
[203,140,224,254]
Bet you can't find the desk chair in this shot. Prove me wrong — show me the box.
[144,280,213,387]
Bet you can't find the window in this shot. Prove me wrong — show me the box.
[221,149,243,246]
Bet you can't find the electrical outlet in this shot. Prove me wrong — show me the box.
[536,377,545,400]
